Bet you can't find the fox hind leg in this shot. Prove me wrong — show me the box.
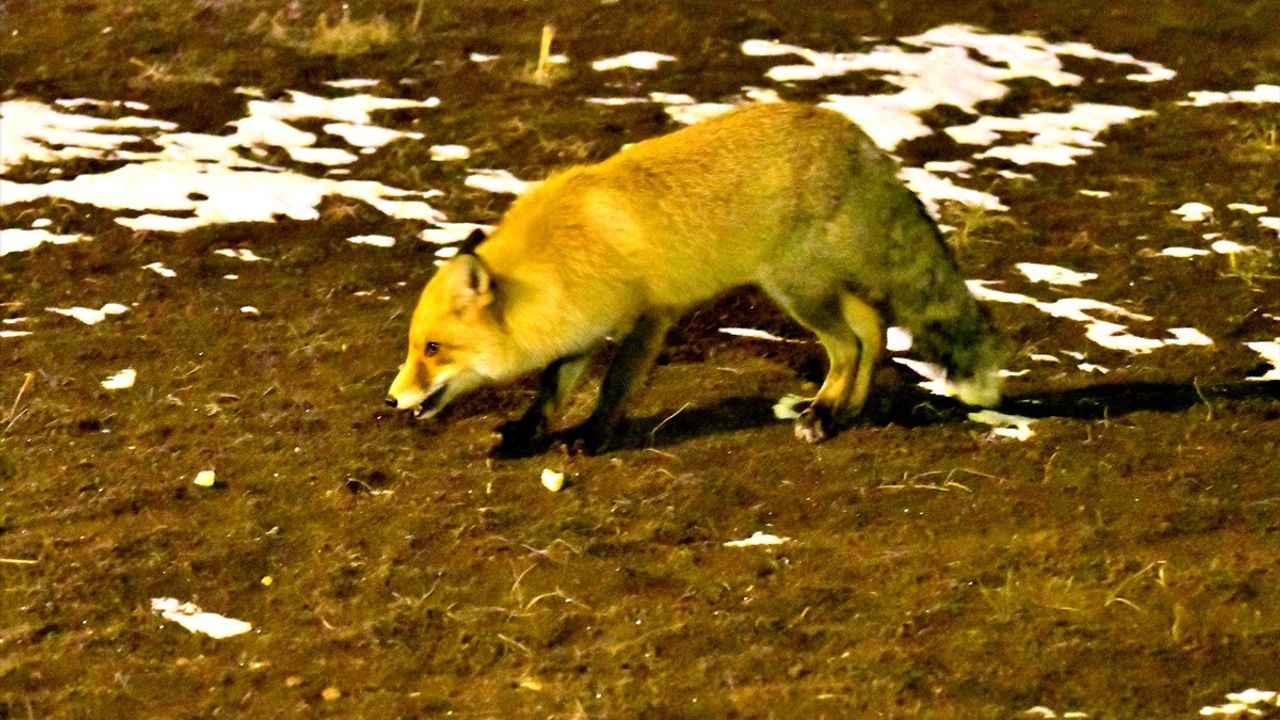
[768,286,884,443]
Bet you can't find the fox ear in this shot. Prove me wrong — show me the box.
[449,254,493,306]
[458,228,487,255]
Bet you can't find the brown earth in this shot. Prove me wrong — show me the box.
[2,1,1280,718]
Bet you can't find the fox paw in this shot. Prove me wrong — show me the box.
[560,422,614,456]
[794,406,835,444]
[492,417,550,458]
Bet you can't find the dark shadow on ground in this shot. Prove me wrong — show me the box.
[605,379,1280,450]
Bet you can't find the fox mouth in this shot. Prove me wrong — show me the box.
[410,383,448,419]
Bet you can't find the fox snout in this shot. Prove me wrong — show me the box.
[386,361,436,416]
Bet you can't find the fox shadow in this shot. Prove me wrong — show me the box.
[609,378,1280,451]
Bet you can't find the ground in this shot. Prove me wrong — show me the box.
[2,1,1280,718]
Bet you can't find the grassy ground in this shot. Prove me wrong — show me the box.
[2,1,1279,718]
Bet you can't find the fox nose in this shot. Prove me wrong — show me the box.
[385,397,398,408]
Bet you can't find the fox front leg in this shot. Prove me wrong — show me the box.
[566,312,674,455]
[493,353,590,457]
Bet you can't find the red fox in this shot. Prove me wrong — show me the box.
[387,103,1003,454]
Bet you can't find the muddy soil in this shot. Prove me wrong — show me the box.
[2,1,1279,718]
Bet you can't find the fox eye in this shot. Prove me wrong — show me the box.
[425,341,441,357]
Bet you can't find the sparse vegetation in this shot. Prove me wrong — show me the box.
[253,6,401,57]
[3,1,1280,719]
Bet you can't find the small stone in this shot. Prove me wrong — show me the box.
[540,468,565,492]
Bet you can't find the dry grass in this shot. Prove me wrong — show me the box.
[253,6,400,57]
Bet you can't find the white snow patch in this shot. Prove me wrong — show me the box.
[1199,687,1280,717]
[1211,239,1255,255]
[1181,84,1280,107]
[4,160,444,233]
[591,51,676,72]
[214,247,266,262]
[966,280,1209,355]
[142,261,176,278]
[886,326,913,352]
[0,96,445,232]
[1227,203,1268,215]
[724,531,791,548]
[742,26,1166,155]
[1016,262,1097,286]
[664,102,737,125]
[968,409,1036,441]
[923,160,973,176]
[1161,246,1211,258]
[1245,340,1280,381]
[899,167,1008,215]
[0,228,88,256]
[323,78,381,89]
[0,330,33,339]
[951,104,1153,166]
[151,597,251,639]
[0,99,176,172]
[347,234,395,248]
[323,122,423,148]
[101,368,136,390]
[1078,189,1111,198]
[1172,202,1213,223]
[464,169,533,195]
[47,303,128,325]
[429,144,471,161]
[1261,217,1280,236]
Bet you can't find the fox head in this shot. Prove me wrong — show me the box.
[386,252,509,419]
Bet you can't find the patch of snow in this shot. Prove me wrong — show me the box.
[429,144,471,161]
[1181,84,1280,107]
[968,409,1036,441]
[886,326,913,352]
[214,248,266,262]
[323,78,380,89]
[1245,340,1280,381]
[0,228,88,256]
[1211,239,1255,254]
[953,104,1153,166]
[1161,246,1211,258]
[347,234,395,248]
[1172,202,1213,223]
[724,531,791,548]
[142,261,176,278]
[591,51,677,72]
[47,303,128,325]
[101,368,136,390]
[151,597,251,639]
[664,102,737,125]
[323,122,423,148]
[1016,262,1097,286]
[464,169,533,195]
